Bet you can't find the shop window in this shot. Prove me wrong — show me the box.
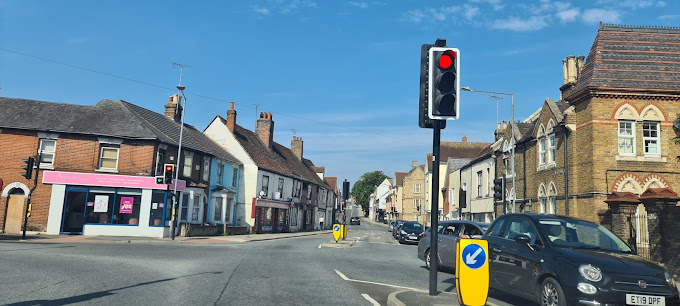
[98,145,119,171]
[38,139,57,168]
[85,188,116,224]
[112,189,141,225]
[149,190,166,226]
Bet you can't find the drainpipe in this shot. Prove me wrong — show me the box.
[561,123,570,216]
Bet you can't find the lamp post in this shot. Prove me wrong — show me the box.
[461,87,516,213]
[170,84,187,240]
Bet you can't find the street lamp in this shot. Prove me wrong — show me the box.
[461,86,516,213]
[170,84,187,240]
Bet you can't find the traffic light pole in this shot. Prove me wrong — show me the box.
[22,154,42,240]
[429,120,442,296]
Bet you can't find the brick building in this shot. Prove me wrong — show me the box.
[0,96,240,237]
[493,23,680,227]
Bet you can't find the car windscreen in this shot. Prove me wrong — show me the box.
[402,223,423,230]
[538,218,632,253]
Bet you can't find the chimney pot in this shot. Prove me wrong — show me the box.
[227,101,237,132]
[229,102,234,110]
[462,136,468,143]
[292,136,304,160]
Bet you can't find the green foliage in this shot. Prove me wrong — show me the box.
[673,115,680,161]
[351,171,388,209]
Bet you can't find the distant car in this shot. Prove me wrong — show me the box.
[482,214,680,306]
[417,220,489,270]
[393,223,404,239]
[398,221,425,244]
[390,220,405,233]
[350,217,360,225]
[389,221,397,232]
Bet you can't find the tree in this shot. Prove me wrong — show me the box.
[351,171,388,211]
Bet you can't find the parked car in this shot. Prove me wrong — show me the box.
[393,223,404,239]
[483,213,680,306]
[417,220,489,270]
[389,220,405,232]
[350,217,360,225]
[398,221,425,244]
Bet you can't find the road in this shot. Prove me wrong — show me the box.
[0,218,535,306]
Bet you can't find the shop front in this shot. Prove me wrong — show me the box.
[252,198,290,233]
[43,171,185,237]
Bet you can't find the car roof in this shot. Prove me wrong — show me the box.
[499,213,594,224]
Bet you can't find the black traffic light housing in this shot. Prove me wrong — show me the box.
[163,164,175,184]
[21,157,34,180]
[493,177,505,202]
[419,41,446,129]
[428,46,460,120]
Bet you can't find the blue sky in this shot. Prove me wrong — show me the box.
[1,0,678,186]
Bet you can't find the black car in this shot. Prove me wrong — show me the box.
[393,223,404,239]
[350,217,360,225]
[483,213,680,306]
[397,221,425,244]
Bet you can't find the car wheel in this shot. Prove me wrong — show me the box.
[425,249,438,270]
[539,277,566,306]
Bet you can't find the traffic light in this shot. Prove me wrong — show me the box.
[419,43,446,129]
[428,47,460,120]
[21,157,34,180]
[493,177,504,202]
[163,164,175,184]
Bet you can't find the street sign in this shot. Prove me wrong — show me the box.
[333,224,342,242]
[456,239,489,306]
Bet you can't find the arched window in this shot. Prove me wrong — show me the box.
[548,183,557,214]
[538,184,547,213]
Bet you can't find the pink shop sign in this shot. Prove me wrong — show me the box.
[42,171,186,191]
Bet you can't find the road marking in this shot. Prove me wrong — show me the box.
[334,269,423,291]
[361,294,381,306]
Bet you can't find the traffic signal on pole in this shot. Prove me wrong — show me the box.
[428,47,460,120]
[21,157,34,180]
[163,164,175,184]
[493,177,504,202]
[419,43,446,129]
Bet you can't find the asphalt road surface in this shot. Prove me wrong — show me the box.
[0,218,535,306]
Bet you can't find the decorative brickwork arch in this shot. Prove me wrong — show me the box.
[538,184,547,197]
[537,124,546,138]
[612,172,644,195]
[613,103,640,121]
[640,104,665,122]
[1,182,30,197]
[546,119,555,134]
[641,173,672,192]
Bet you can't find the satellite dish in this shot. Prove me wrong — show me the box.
[259,191,265,198]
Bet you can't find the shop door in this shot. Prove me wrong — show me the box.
[4,194,25,234]
[61,191,87,233]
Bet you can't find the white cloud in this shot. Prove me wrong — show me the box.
[403,9,426,23]
[349,2,368,9]
[464,5,480,20]
[556,8,580,23]
[252,0,317,16]
[619,0,655,9]
[659,14,680,21]
[656,1,667,7]
[492,15,549,31]
[403,6,461,23]
[582,8,621,24]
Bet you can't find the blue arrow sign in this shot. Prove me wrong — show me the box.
[334,225,340,232]
[461,243,486,269]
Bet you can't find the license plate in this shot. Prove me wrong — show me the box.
[626,294,665,305]
[408,236,417,240]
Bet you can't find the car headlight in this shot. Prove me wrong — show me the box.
[401,230,407,235]
[579,264,602,282]
[665,272,677,287]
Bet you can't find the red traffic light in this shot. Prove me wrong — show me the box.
[438,50,456,69]
[165,165,173,171]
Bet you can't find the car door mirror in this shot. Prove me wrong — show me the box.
[514,234,536,251]
[470,235,483,239]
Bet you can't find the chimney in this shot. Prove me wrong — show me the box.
[164,94,182,123]
[256,112,274,149]
[227,102,237,132]
[412,160,418,170]
[292,136,303,160]
[462,136,468,143]
[560,55,585,100]
[502,121,507,129]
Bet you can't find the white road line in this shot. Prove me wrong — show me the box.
[361,294,381,306]
[334,269,423,291]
